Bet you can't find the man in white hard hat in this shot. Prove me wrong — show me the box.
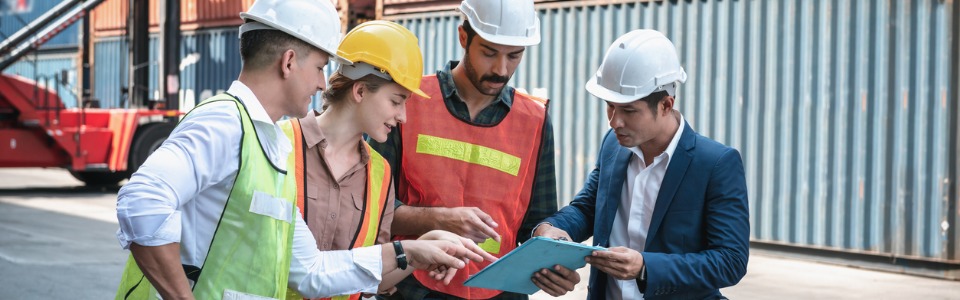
[114,1,493,299]
[368,0,570,299]
[534,30,750,299]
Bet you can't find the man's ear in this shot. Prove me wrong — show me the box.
[458,26,468,49]
[660,96,675,116]
[280,49,297,78]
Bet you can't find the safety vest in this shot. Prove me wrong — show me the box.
[279,118,392,300]
[398,75,548,299]
[115,94,298,300]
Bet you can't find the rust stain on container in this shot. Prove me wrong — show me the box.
[902,91,908,109]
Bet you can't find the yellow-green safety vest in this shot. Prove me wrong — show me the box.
[115,93,298,300]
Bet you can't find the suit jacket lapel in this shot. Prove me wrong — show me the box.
[598,142,632,246]
[645,123,696,249]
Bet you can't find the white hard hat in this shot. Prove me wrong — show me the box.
[585,29,687,103]
[239,0,350,64]
[458,0,540,47]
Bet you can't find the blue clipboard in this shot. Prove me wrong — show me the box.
[463,236,606,295]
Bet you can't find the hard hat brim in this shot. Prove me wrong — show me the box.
[473,29,541,47]
[585,77,645,104]
[409,87,430,99]
[328,54,352,65]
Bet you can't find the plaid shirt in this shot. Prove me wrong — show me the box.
[368,61,557,299]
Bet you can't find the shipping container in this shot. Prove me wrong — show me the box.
[89,0,350,37]
[92,28,330,111]
[0,0,80,50]
[385,0,960,276]
[91,0,257,36]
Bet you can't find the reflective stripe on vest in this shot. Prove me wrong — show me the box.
[279,120,392,300]
[398,75,548,299]
[354,143,391,249]
[115,94,297,300]
[280,118,308,216]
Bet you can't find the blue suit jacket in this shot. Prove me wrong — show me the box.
[545,123,749,300]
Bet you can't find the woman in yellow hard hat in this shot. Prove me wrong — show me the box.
[280,21,493,300]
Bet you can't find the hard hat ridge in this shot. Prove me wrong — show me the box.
[457,0,541,47]
[585,29,687,104]
[335,20,430,99]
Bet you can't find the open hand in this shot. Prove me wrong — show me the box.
[403,233,499,285]
[419,230,498,262]
[416,230,498,284]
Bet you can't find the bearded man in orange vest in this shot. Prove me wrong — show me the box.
[369,0,581,299]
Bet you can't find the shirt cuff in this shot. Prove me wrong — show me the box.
[352,245,383,283]
[290,246,383,297]
[116,211,182,249]
[530,221,553,239]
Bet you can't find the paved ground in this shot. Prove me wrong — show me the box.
[0,168,125,299]
[1,168,958,299]
[531,252,960,299]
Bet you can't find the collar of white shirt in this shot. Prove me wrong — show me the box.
[226,80,293,167]
[628,110,686,165]
[227,80,274,125]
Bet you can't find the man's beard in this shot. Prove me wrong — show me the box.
[464,52,510,96]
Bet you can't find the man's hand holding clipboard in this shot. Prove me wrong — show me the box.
[462,235,605,295]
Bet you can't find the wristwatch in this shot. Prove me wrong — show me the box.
[393,241,407,270]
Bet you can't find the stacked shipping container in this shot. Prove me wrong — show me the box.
[87,0,346,110]
[384,0,960,276]
[88,0,257,109]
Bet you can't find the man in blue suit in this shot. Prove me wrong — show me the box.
[530,30,749,299]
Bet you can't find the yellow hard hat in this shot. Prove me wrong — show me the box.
[336,20,429,99]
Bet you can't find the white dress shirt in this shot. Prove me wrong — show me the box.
[606,112,685,300]
[116,81,382,298]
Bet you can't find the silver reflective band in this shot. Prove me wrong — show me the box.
[238,21,276,36]
[339,61,393,81]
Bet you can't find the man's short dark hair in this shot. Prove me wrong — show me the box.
[639,91,670,116]
[239,27,315,70]
[462,20,478,48]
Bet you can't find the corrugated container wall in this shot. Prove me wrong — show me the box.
[386,0,960,268]
[94,30,231,109]
[92,28,329,110]
[0,0,80,50]
[90,0,258,36]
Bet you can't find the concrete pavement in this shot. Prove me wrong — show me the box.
[0,168,125,299]
[1,168,958,299]
[530,251,960,299]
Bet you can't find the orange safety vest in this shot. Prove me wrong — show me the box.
[281,118,392,300]
[397,75,548,299]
